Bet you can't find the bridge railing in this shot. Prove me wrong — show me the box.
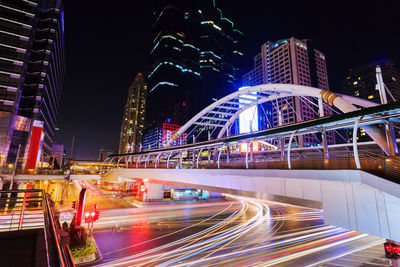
[0,189,45,231]
[0,189,75,267]
[120,147,400,182]
[0,167,104,176]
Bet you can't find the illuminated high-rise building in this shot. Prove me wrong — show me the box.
[119,73,148,154]
[243,37,334,147]
[0,0,65,168]
[142,122,187,151]
[341,59,400,104]
[340,59,400,142]
[147,0,244,128]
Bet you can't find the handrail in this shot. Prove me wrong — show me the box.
[43,192,75,267]
[118,146,400,182]
[0,189,75,267]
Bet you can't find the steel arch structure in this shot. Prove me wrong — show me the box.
[165,84,391,155]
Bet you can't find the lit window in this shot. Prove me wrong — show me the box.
[368,95,374,99]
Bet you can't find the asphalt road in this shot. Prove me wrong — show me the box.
[90,194,388,267]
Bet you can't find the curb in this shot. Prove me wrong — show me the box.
[75,237,103,266]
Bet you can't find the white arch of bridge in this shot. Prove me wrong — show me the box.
[165,84,391,155]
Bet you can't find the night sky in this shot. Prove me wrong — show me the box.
[59,0,400,160]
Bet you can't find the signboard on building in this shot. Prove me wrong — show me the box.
[25,120,44,170]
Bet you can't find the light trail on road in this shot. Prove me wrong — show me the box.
[93,201,242,230]
[93,194,385,267]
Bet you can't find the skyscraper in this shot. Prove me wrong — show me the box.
[0,0,65,169]
[119,73,147,154]
[243,37,334,147]
[341,59,400,104]
[147,0,243,127]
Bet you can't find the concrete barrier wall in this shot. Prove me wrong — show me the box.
[105,168,400,241]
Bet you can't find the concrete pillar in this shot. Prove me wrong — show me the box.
[143,183,164,202]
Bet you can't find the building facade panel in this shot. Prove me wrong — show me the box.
[145,0,243,148]
[341,59,400,142]
[119,73,148,154]
[0,0,65,169]
[243,37,335,147]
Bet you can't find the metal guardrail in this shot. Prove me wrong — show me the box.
[43,190,75,267]
[0,189,45,231]
[0,168,68,175]
[0,168,104,176]
[116,148,400,182]
[0,189,75,267]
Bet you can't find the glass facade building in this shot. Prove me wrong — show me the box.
[341,59,400,142]
[243,37,334,147]
[147,0,244,128]
[142,122,187,151]
[119,73,147,154]
[0,0,65,169]
[341,59,400,105]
